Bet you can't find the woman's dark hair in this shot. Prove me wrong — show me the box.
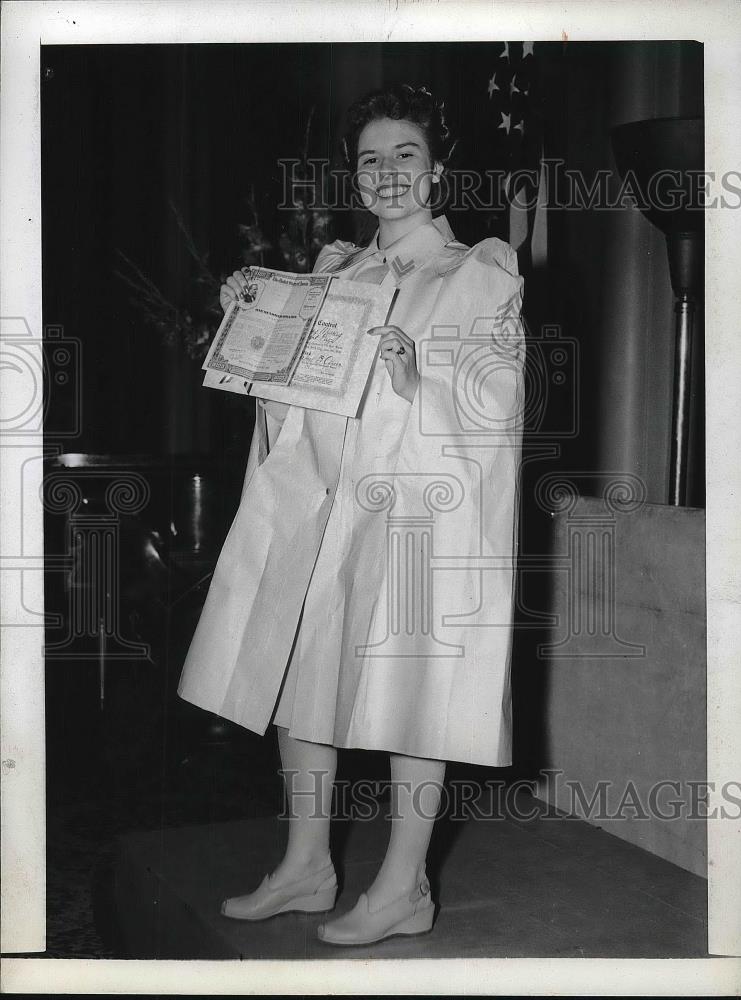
[341,83,455,170]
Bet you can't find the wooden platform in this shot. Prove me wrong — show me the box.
[113,792,708,959]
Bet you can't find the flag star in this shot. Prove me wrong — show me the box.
[509,77,520,97]
[523,41,535,58]
[513,119,525,134]
[498,110,512,134]
[500,41,510,60]
[487,73,500,97]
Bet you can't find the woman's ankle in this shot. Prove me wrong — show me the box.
[274,848,333,879]
[366,862,427,903]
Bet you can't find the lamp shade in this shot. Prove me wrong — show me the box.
[610,117,704,237]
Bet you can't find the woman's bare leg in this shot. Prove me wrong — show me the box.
[364,752,446,909]
[270,725,337,884]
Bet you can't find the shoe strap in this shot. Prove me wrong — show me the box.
[409,875,431,903]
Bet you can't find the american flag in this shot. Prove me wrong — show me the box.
[486,41,547,269]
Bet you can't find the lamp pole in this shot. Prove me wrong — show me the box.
[611,117,703,507]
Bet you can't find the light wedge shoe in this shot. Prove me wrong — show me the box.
[317,875,435,946]
[220,861,337,921]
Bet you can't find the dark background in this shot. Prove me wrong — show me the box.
[39,41,705,956]
[41,41,704,483]
[40,42,543,457]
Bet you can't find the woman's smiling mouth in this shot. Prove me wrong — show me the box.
[376,183,411,199]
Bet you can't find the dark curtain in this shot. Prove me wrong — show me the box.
[41,41,703,505]
[42,44,338,459]
[42,42,551,460]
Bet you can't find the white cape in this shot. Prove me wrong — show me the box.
[178,216,525,766]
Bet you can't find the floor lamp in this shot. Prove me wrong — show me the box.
[610,117,704,507]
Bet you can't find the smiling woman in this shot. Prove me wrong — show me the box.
[346,85,451,245]
[177,82,525,947]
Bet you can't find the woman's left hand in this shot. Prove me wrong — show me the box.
[368,325,419,403]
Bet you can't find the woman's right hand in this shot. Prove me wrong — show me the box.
[220,268,252,313]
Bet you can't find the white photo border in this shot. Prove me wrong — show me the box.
[1,0,739,993]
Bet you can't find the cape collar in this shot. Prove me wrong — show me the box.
[369,214,454,275]
[330,215,456,278]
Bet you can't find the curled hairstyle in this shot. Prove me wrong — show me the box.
[341,83,455,170]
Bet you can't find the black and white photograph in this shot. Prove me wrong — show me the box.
[1,1,740,995]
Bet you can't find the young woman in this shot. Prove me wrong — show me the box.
[178,84,525,946]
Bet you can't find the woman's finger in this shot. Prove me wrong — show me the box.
[380,333,415,356]
[221,268,255,311]
[368,325,414,346]
[226,274,245,293]
[380,339,407,356]
[376,333,415,358]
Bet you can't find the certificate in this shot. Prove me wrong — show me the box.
[202,268,332,383]
[202,268,397,418]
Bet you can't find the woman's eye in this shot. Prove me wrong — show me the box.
[360,157,377,166]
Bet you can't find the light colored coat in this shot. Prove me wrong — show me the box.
[177,215,525,766]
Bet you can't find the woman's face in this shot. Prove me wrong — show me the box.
[355,117,441,223]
